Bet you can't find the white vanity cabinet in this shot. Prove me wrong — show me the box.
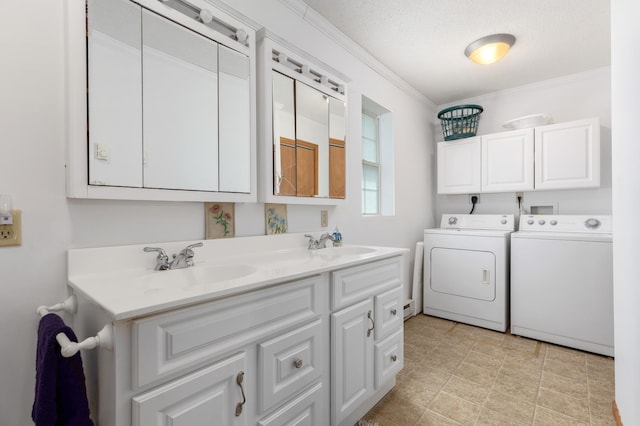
[437,117,600,194]
[68,238,407,426]
[330,257,404,426]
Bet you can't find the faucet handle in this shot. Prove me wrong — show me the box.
[182,242,203,267]
[304,234,316,249]
[185,242,203,251]
[143,247,169,270]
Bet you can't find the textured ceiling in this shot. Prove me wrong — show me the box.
[300,0,610,105]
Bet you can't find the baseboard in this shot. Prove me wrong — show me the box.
[613,400,623,426]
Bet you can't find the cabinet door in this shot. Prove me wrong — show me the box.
[331,299,374,426]
[132,352,248,426]
[437,137,481,194]
[481,129,534,192]
[535,118,600,190]
[374,329,404,389]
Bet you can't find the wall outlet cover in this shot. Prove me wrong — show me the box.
[320,210,328,227]
[0,210,21,247]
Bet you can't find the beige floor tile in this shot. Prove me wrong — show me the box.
[464,349,505,371]
[474,327,507,345]
[537,387,590,423]
[483,388,536,424]
[545,344,588,366]
[415,409,463,425]
[588,376,615,406]
[491,372,540,403]
[440,375,491,405]
[543,358,587,381]
[540,371,588,399]
[475,406,531,425]
[429,391,481,425]
[589,400,617,426]
[358,410,401,426]
[453,362,498,386]
[473,340,511,358]
[501,334,540,355]
[372,389,427,425]
[393,374,447,408]
[533,406,589,425]
[499,359,543,384]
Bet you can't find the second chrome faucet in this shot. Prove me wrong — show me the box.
[144,242,203,270]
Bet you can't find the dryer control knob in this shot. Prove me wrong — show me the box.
[527,220,534,225]
[538,220,546,225]
[448,217,458,225]
[550,220,558,226]
[501,219,507,224]
[585,218,601,229]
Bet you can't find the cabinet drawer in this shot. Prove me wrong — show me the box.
[258,320,323,414]
[374,329,403,389]
[375,287,403,340]
[258,382,323,426]
[132,352,247,426]
[332,257,402,310]
[132,275,324,388]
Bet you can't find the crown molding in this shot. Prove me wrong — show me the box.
[277,0,436,108]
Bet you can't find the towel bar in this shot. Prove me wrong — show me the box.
[37,295,114,358]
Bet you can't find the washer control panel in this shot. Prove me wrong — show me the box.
[440,214,515,231]
[519,215,612,233]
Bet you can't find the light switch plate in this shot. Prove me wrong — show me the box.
[0,210,21,247]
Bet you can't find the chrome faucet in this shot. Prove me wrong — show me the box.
[144,242,203,270]
[304,233,336,250]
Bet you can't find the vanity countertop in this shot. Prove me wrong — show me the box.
[68,233,408,320]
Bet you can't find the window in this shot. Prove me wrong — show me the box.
[362,111,380,214]
[362,96,394,216]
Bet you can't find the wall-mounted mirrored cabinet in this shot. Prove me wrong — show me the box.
[65,0,256,201]
[258,32,348,205]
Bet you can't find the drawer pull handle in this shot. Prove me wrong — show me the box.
[391,354,397,362]
[367,310,375,337]
[391,308,397,316]
[235,371,246,417]
[293,358,303,369]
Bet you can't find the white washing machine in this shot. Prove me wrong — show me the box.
[511,215,613,356]
[423,214,515,332]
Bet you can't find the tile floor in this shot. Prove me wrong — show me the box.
[360,314,616,425]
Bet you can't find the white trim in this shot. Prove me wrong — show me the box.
[277,0,435,109]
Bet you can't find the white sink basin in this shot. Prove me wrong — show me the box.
[312,246,377,259]
[137,263,257,294]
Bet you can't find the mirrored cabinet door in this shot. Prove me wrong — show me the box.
[329,98,346,198]
[219,45,251,193]
[87,0,142,187]
[142,9,219,191]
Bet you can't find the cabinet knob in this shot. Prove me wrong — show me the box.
[293,358,303,369]
[391,354,397,362]
[391,308,397,316]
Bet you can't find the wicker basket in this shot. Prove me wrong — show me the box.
[437,105,483,141]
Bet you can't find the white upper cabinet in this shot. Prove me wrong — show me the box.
[437,118,600,194]
[534,118,600,190]
[67,0,256,202]
[437,137,481,194]
[481,128,534,192]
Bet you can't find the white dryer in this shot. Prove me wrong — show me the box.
[423,214,515,332]
[511,215,613,356]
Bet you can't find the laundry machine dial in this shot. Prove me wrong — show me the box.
[527,219,534,225]
[538,220,546,225]
[448,217,458,225]
[585,218,601,229]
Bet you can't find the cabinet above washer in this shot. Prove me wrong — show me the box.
[437,117,600,194]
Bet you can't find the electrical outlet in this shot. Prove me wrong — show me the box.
[0,210,21,247]
[469,194,480,204]
[320,210,328,227]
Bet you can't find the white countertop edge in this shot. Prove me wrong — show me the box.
[68,243,408,321]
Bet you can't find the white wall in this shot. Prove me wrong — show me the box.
[0,0,434,424]
[434,67,612,219]
[611,0,640,423]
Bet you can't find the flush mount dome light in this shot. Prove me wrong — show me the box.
[465,33,516,65]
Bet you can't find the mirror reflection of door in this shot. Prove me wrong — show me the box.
[296,82,329,197]
[272,72,297,195]
[329,98,346,198]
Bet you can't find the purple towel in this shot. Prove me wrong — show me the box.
[32,313,93,426]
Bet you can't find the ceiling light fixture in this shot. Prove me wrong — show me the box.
[465,33,516,65]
